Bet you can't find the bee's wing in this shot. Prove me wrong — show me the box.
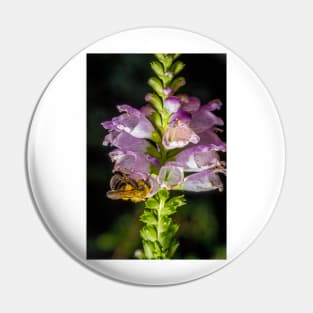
[109,173,123,190]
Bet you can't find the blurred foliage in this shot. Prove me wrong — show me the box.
[87,54,226,259]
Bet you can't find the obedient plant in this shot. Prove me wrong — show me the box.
[102,54,226,259]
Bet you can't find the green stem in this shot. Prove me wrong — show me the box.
[137,54,187,259]
[157,197,164,241]
[139,189,185,259]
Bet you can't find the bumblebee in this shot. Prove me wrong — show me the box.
[106,172,152,203]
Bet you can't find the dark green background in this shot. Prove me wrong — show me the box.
[87,54,226,259]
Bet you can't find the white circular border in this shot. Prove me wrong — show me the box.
[26,27,285,286]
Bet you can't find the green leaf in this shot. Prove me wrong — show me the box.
[140,225,157,242]
[156,54,173,69]
[145,197,159,209]
[159,216,172,233]
[166,148,182,159]
[158,233,172,250]
[163,55,173,71]
[150,130,161,143]
[162,206,177,216]
[170,77,186,93]
[167,240,179,258]
[149,163,159,176]
[168,195,186,207]
[154,54,180,71]
[148,77,164,97]
[168,223,179,237]
[158,189,169,201]
[150,61,164,77]
[163,194,186,216]
[149,111,163,131]
[170,61,185,76]
[153,241,162,257]
[142,240,154,259]
[155,54,171,70]
[163,71,174,85]
[140,210,158,225]
[146,144,160,160]
[172,54,180,61]
[155,54,166,63]
[159,223,179,255]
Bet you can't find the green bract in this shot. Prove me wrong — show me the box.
[140,190,186,259]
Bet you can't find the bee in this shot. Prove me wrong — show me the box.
[106,172,152,203]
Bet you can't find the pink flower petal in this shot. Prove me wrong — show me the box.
[103,131,151,154]
[157,163,184,189]
[102,104,155,139]
[197,128,226,151]
[190,103,224,134]
[178,95,201,113]
[162,124,200,150]
[109,149,153,180]
[184,169,225,192]
[175,145,223,172]
[164,96,181,114]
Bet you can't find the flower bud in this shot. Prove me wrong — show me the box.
[145,93,162,112]
[170,77,186,93]
[148,77,164,97]
[150,61,164,77]
[170,61,185,76]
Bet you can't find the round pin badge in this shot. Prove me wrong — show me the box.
[26,27,285,286]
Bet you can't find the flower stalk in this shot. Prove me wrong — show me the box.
[139,54,186,259]
[139,189,185,259]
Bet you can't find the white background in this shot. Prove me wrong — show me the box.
[0,1,311,312]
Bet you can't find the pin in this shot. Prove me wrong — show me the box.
[26,28,285,285]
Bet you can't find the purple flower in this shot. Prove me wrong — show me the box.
[159,97,226,191]
[103,131,153,154]
[157,162,184,189]
[204,99,223,111]
[164,96,181,114]
[162,124,199,150]
[163,87,173,96]
[178,95,201,113]
[189,100,224,134]
[109,149,158,180]
[103,96,226,194]
[102,104,155,139]
[140,104,155,117]
[162,108,199,150]
[197,128,226,152]
[161,97,225,152]
[175,145,224,172]
[184,168,225,192]
[169,109,192,125]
